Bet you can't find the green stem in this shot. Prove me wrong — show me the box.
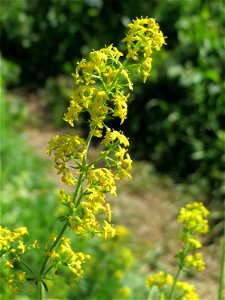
[38,281,45,300]
[218,221,225,300]
[44,264,54,276]
[168,266,182,300]
[39,220,68,278]
[20,260,37,279]
[168,243,190,300]
[108,58,129,93]
[72,132,92,207]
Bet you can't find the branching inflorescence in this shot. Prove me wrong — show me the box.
[0,17,166,297]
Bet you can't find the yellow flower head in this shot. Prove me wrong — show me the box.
[187,237,202,249]
[178,202,209,234]
[46,134,85,185]
[176,281,200,300]
[49,237,90,281]
[102,220,116,239]
[0,225,28,258]
[146,271,173,289]
[123,17,165,59]
[122,17,165,82]
[184,252,205,272]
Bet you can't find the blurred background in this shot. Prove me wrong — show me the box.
[1,0,224,299]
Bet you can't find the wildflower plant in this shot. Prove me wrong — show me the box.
[0,17,165,298]
[145,202,210,300]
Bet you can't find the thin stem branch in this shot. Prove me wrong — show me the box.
[218,221,225,300]
[168,266,182,300]
[39,220,68,278]
[44,264,54,276]
[20,259,37,279]
[72,132,92,207]
[168,243,189,300]
[108,59,129,93]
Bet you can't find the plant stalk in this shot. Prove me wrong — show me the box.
[218,221,225,300]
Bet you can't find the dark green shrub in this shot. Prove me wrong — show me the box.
[124,0,225,209]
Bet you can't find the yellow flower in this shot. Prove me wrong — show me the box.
[17,240,26,254]
[184,253,205,272]
[122,17,165,61]
[105,203,112,222]
[142,57,152,83]
[118,153,132,179]
[87,167,117,195]
[176,281,200,300]
[112,91,129,124]
[46,134,85,185]
[178,202,209,234]
[59,189,75,211]
[49,249,60,262]
[103,129,129,147]
[188,237,202,249]
[49,237,90,281]
[4,260,14,269]
[63,98,83,127]
[14,227,29,236]
[121,69,133,90]
[0,226,28,258]
[146,271,173,289]
[62,173,76,186]
[102,220,116,239]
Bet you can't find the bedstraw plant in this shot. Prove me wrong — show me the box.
[1,17,165,298]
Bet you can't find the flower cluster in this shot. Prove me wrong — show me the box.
[63,44,132,137]
[49,237,90,281]
[146,271,173,289]
[177,202,209,272]
[178,202,209,234]
[47,20,163,244]
[175,282,199,300]
[184,253,205,272]
[0,226,29,268]
[47,134,86,186]
[145,272,200,300]
[122,17,166,82]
